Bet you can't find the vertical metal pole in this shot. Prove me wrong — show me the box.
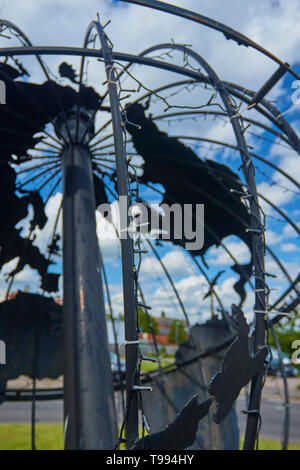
[95,21,139,449]
[270,322,290,450]
[62,142,117,449]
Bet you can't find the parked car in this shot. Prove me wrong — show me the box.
[267,358,298,377]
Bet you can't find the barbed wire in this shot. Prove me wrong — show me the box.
[0,14,297,451]
[97,57,228,114]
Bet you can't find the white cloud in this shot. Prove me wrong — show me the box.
[281,242,299,253]
[258,182,293,209]
[141,249,194,279]
[96,201,121,261]
[283,222,300,239]
[0,261,41,302]
[33,192,62,256]
[265,255,299,284]
[207,240,251,266]
[257,146,300,216]
[139,270,255,323]
[1,0,299,90]
[265,230,283,246]
[1,0,299,328]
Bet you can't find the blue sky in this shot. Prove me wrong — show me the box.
[0,0,299,336]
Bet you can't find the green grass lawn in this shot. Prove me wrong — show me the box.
[0,423,63,450]
[241,438,300,451]
[0,423,299,450]
[140,359,175,373]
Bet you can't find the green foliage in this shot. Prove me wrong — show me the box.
[138,306,159,335]
[106,313,124,322]
[270,330,300,355]
[269,311,300,372]
[140,359,174,372]
[167,319,188,345]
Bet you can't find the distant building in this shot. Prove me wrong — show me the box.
[6,291,18,301]
[140,316,187,347]
[5,290,63,305]
[6,286,30,300]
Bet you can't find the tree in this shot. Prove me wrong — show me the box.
[269,310,300,372]
[168,320,188,345]
[138,307,159,335]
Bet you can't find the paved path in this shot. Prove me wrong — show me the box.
[0,395,299,443]
[236,395,300,442]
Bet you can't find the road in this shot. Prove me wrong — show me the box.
[0,395,299,443]
[236,395,300,442]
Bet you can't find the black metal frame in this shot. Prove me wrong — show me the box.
[0,1,299,450]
